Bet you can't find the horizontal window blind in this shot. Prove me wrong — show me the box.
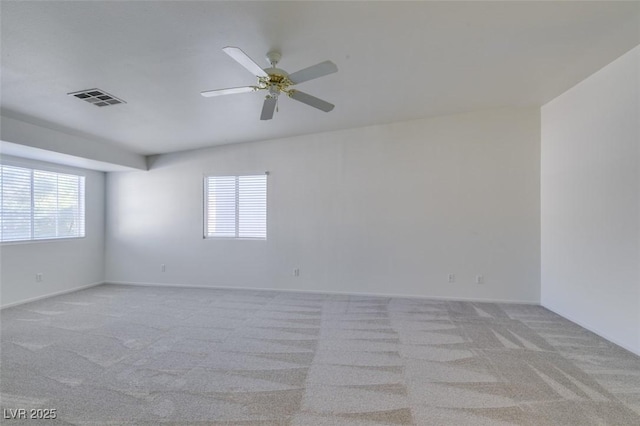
[205,174,267,239]
[1,165,85,242]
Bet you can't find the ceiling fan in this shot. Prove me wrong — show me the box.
[201,47,338,120]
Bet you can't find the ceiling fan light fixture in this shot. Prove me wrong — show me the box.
[201,46,337,120]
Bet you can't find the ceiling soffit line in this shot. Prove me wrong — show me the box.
[0,114,147,172]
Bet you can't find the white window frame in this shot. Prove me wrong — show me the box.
[0,163,86,244]
[203,172,268,240]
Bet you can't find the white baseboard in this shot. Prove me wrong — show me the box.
[0,281,105,309]
[542,303,640,357]
[106,280,540,305]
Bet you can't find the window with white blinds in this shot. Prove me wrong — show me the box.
[0,165,85,242]
[204,174,267,239]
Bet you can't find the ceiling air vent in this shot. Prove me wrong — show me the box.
[68,88,126,107]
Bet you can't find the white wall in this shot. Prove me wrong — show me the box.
[541,46,639,354]
[106,107,540,303]
[0,156,105,307]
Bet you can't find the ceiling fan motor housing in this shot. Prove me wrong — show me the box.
[261,68,292,95]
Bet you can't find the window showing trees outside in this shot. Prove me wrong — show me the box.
[0,165,85,242]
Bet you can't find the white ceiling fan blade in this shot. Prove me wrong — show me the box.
[260,97,277,120]
[288,60,338,84]
[223,46,268,78]
[288,90,334,112]
[200,86,259,97]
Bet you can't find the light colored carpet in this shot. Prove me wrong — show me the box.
[1,284,639,425]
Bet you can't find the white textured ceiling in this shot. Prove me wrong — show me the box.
[1,1,639,156]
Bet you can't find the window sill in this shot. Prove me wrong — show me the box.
[1,236,87,245]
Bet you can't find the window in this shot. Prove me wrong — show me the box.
[0,165,85,242]
[204,174,267,239]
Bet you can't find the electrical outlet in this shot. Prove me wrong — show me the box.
[448,273,455,283]
[35,273,43,283]
[161,264,166,272]
[293,268,300,277]
[476,275,484,284]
